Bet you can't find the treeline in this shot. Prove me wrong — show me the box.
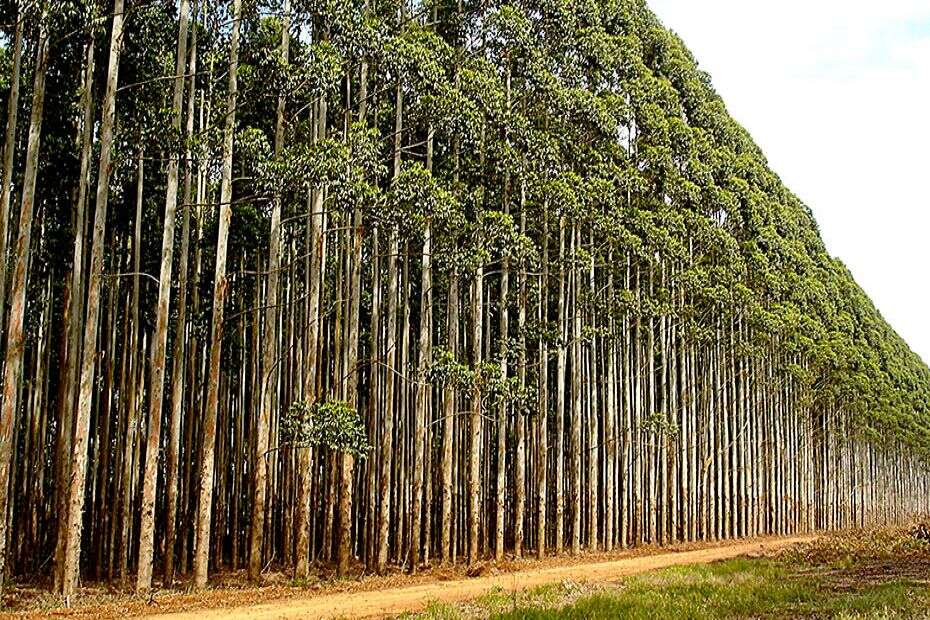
[0,0,928,599]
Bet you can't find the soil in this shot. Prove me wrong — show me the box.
[3,535,815,620]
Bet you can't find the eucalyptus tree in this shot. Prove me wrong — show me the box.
[136,0,192,593]
[60,0,126,597]
[0,0,49,594]
[0,0,927,598]
[195,0,242,590]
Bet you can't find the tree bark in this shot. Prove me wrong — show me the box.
[60,0,125,596]
[137,0,191,592]
[440,272,458,564]
[410,200,432,570]
[165,0,200,585]
[0,4,49,594]
[194,0,241,589]
[249,0,289,582]
[467,264,483,565]
[53,31,95,592]
[0,0,24,332]
[536,201,549,559]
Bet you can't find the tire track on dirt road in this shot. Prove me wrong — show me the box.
[149,535,816,619]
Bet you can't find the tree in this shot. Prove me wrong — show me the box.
[0,0,927,598]
[0,0,49,594]
[137,0,191,592]
[194,0,241,590]
[60,0,126,597]
[249,0,289,583]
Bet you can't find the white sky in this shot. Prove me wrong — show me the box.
[648,0,930,364]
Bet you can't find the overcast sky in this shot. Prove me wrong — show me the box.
[647,1,930,363]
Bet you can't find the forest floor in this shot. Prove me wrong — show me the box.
[1,534,818,619]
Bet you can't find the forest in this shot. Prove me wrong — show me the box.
[0,0,928,602]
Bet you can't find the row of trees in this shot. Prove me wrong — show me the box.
[0,0,928,598]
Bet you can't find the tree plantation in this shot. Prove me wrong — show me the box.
[0,0,929,600]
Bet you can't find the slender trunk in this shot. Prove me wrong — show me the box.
[587,230,598,550]
[377,75,403,573]
[250,0,289,582]
[554,216,566,555]
[410,128,433,571]
[137,0,191,592]
[53,33,95,592]
[467,264,483,564]
[604,260,616,551]
[60,1,124,596]
[536,201,549,559]
[569,224,581,555]
[495,243,509,562]
[0,7,48,593]
[119,150,144,586]
[165,0,200,585]
[440,272,458,564]
[336,70,361,578]
[494,66,512,563]
[514,189,527,558]
[0,0,24,327]
[194,0,241,589]
[296,94,327,578]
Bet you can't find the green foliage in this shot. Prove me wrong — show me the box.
[429,349,534,416]
[281,399,370,458]
[642,410,678,437]
[385,161,461,237]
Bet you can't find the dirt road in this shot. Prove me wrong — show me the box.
[148,535,815,619]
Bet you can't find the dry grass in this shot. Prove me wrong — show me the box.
[781,523,930,566]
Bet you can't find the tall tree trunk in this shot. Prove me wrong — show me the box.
[495,239,509,562]
[494,66,512,563]
[467,263,483,565]
[514,189,527,558]
[410,133,433,571]
[569,223,581,555]
[0,0,24,331]
[604,259,616,551]
[296,96,327,578]
[377,75,403,573]
[377,229,399,572]
[536,201,549,559]
[554,215,566,555]
[53,32,95,592]
[165,0,200,585]
[0,5,48,594]
[335,69,361,578]
[59,0,124,596]
[137,0,192,592]
[119,149,144,586]
[194,0,241,589]
[339,203,363,575]
[250,0,289,582]
[440,272,458,564]
[587,230,598,550]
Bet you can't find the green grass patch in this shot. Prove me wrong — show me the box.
[411,557,930,617]
[488,559,930,619]
[406,529,930,619]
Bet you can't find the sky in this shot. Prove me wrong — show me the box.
[647,0,930,363]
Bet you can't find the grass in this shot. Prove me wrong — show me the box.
[490,560,930,619]
[407,526,930,619]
